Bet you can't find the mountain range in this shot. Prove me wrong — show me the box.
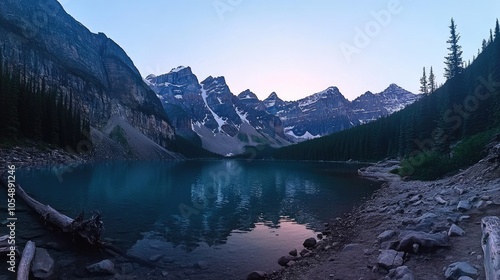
[146,67,420,156]
[0,0,419,158]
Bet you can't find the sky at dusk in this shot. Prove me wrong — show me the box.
[57,0,500,101]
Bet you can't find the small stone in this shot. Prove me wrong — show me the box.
[377,230,396,243]
[86,259,115,275]
[317,233,323,240]
[448,224,465,237]
[412,244,419,253]
[457,200,471,211]
[299,248,310,257]
[409,194,422,203]
[289,249,297,256]
[385,266,415,280]
[342,243,360,252]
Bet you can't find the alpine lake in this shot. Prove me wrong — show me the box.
[4,160,380,279]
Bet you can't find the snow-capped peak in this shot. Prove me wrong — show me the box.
[170,66,188,73]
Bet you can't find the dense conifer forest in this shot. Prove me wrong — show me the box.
[274,20,500,180]
[0,55,90,152]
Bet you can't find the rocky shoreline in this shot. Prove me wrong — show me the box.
[2,141,500,280]
[256,141,500,280]
[0,144,87,172]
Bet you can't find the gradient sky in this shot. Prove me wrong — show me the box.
[57,0,500,101]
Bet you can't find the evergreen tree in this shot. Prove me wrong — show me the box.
[483,39,488,51]
[444,18,464,80]
[428,66,437,94]
[490,29,494,44]
[419,67,428,94]
[495,19,500,40]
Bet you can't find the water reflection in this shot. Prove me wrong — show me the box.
[17,160,378,275]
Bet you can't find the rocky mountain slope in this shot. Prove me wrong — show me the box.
[147,67,419,154]
[146,67,289,156]
[0,0,181,159]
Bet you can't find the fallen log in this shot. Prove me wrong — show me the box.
[0,176,103,246]
[17,241,35,280]
[482,216,500,280]
[0,173,159,268]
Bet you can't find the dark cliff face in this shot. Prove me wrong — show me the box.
[0,0,176,155]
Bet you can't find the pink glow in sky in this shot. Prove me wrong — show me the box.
[59,0,500,101]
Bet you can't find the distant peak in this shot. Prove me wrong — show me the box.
[387,83,402,90]
[170,66,189,73]
[238,89,259,100]
[267,92,279,99]
[201,76,226,85]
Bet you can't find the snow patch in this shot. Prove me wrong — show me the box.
[170,66,187,73]
[201,87,226,131]
[285,129,320,140]
[174,95,183,99]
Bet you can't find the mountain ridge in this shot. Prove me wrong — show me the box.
[146,66,420,155]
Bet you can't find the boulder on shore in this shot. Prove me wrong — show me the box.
[377,249,404,269]
[396,230,450,252]
[303,237,317,248]
[444,261,478,280]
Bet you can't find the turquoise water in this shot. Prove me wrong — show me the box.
[11,160,379,279]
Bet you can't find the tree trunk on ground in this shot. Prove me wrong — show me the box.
[17,240,35,280]
[0,176,103,246]
[481,216,500,280]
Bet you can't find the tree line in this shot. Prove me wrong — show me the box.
[0,55,90,151]
[274,19,500,179]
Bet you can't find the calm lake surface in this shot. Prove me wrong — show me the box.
[12,160,379,279]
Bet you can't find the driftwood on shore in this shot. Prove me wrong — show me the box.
[17,241,35,280]
[0,174,159,269]
[0,176,103,246]
[482,216,500,280]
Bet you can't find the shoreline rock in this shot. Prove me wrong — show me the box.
[268,142,500,280]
